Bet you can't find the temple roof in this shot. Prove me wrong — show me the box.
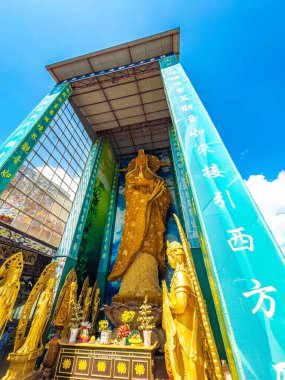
[46,28,180,158]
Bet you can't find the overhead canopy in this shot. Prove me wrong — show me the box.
[46,28,180,158]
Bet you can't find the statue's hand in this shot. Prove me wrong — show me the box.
[148,181,164,202]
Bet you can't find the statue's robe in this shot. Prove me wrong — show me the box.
[108,167,170,282]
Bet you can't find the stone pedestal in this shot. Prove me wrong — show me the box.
[3,348,44,380]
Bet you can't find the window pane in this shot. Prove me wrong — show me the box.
[0,102,92,247]
[12,212,31,233]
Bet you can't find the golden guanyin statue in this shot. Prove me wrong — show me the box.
[4,261,57,380]
[0,252,23,339]
[16,277,56,354]
[108,149,171,302]
[163,215,223,380]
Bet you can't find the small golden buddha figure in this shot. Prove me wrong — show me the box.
[108,149,171,302]
[163,241,207,380]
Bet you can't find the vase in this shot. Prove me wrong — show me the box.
[143,330,152,347]
[69,328,79,343]
[100,330,112,344]
[120,337,126,346]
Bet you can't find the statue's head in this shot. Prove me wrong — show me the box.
[136,149,148,168]
[166,241,185,269]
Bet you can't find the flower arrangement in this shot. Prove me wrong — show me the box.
[117,324,131,340]
[137,295,155,331]
[121,310,135,326]
[98,319,110,332]
[79,321,91,343]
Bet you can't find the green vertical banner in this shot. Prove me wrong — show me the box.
[160,55,285,380]
[0,84,72,194]
[97,163,119,302]
[75,141,116,286]
[57,140,103,259]
[169,124,200,248]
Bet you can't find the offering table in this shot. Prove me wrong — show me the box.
[54,339,157,380]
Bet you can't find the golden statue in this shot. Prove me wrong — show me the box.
[82,286,93,321]
[78,276,89,305]
[42,269,77,379]
[162,215,223,380]
[4,261,57,380]
[108,149,171,302]
[0,252,23,339]
[16,277,56,354]
[91,286,100,334]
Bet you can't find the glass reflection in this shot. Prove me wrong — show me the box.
[0,102,92,247]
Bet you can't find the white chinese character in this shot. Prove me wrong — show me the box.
[176,87,184,93]
[197,143,214,156]
[186,114,197,123]
[190,129,204,137]
[180,95,190,102]
[213,190,235,209]
[168,75,180,81]
[273,362,285,380]
[213,192,225,208]
[227,227,253,252]
[176,81,182,86]
[169,70,177,75]
[243,279,276,318]
[202,163,225,178]
[5,141,16,148]
[0,152,6,159]
[15,129,25,137]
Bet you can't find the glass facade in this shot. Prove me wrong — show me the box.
[0,102,92,247]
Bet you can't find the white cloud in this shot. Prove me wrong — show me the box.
[245,171,285,253]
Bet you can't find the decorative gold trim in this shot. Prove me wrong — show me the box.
[58,339,157,351]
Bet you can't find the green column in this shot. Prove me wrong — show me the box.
[97,163,119,302]
[0,84,72,195]
[160,55,285,380]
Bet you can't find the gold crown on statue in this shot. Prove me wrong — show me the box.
[166,241,185,257]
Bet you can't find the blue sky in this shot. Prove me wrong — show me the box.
[0,0,284,181]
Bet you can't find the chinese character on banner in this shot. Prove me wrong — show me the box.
[1,169,11,178]
[0,152,6,159]
[176,87,184,93]
[185,109,196,118]
[227,227,253,251]
[168,75,180,81]
[273,362,285,380]
[213,190,235,209]
[31,133,37,141]
[21,142,31,154]
[243,279,277,318]
[190,129,204,138]
[202,163,225,178]
[37,124,44,133]
[197,143,214,156]
[13,156,21,164]
[180,95,190,102]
